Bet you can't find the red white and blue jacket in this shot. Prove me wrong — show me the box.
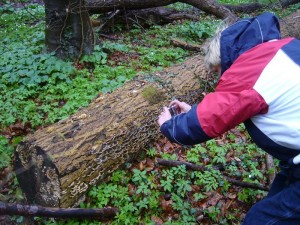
[161,13,300,161]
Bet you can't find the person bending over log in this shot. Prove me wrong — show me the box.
[158,12,300,225]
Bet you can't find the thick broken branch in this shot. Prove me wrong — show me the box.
[97,7,201,31]
[170,38,203,52]
[0,202,118,220]
[224,3,264,13]
[156,158,269,191]
[280,0,300,7]
[86,0,236,20]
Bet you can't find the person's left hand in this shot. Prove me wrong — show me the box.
[158,107,171,126]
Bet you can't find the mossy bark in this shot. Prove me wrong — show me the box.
[14,55,208,207]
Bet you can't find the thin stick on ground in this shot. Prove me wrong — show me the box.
[0,202,118,220]
[170,38,203,52]
[156,158,269,191]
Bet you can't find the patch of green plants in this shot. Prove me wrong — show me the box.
[276,2,300,17]
[0,2,222,131]
[0,136,13,169]
[146,147,157,158]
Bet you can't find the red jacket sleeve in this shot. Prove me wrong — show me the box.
[197,89,268,138]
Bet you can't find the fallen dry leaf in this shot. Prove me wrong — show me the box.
[207,192,223,206]
[151,215,163,225]
[161,198,173,213]
[227,192,237,199]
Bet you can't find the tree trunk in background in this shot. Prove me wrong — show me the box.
[44,0,94,59]
[14,11,300,208]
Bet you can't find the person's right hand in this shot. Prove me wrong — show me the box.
[170,99,191,114]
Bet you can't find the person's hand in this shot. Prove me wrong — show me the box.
[158,107,171,126]
[170,99,191,113]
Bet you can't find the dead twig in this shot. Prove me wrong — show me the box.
[170,38,203,52]
[156,158,269,191]
[0,202,118,220]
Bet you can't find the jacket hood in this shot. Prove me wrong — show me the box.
[220,12,281,75]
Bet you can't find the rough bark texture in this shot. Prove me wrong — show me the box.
[225,3,264,13]
[86,0,236,20]
[14,55,208,208]
[96,7,201,31]
[14,12,300,208]
[45,0,94,59]
[280,0,300,8]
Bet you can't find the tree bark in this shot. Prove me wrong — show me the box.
[96,7,200,31]
[14,55,208,208]
[224,3,264,14]
[45,0,94,59]
[14,14,300,207]
[280,0,300,8]
[86,0,236,20]
[0,202,117,220]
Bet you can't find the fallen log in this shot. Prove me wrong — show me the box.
[96,7,201,31]
[156,158,269,191]
[0,202,117,220]
[14,55,208,208]
[13,14,300,207]
[86,0,236,20]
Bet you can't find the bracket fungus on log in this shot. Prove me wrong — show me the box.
[14,55,208,207]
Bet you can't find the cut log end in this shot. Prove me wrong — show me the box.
[14,143,61,207]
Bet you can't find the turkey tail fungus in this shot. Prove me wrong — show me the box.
[14,55,207,207]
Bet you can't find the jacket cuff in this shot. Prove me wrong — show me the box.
[160,105,211,145]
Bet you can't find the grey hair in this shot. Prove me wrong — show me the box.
[204,23,229,72]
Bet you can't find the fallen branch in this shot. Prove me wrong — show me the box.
[280,0,300,8]
[99,33,120,40]
[170,38,203,52]
[97,7,201,30]
[156,158,222,171]
[156,158,269,191]
[0,202,118,220]
[167,13,200,21]
[86,0,236,20]
[224,177,269,191]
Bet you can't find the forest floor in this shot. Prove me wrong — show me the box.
[1,1,300,224]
